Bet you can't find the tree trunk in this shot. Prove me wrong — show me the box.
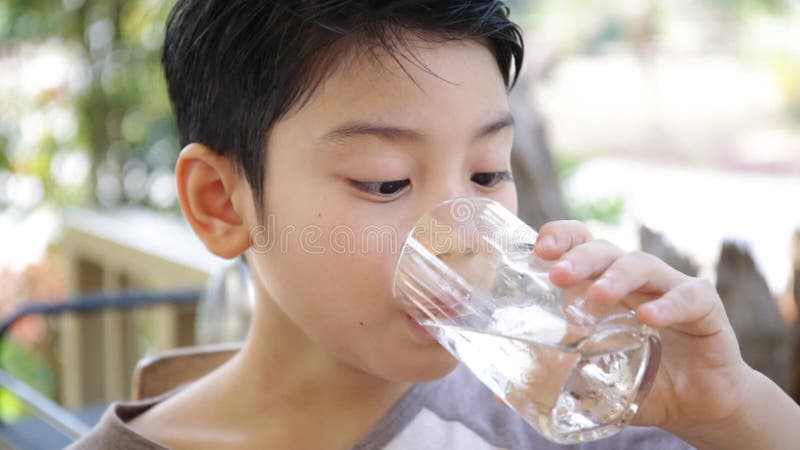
[791,229,800,403]
[716,241,792,391]
[509,78,570,229]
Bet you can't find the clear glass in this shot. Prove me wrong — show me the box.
[393,197,660,444]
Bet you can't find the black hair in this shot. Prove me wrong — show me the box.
[162,0,524,218]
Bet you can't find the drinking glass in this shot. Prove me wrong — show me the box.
[393,197,660,443]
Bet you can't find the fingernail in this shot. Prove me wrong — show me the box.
[554,260,572,273]
[641,303,659,314]
[538,235,556,250]
[640,302,661,318]
[594,277,614,292]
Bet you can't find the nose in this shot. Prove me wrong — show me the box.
[419,168,518,219]
[404,175,485,246]
[420,175,477,216]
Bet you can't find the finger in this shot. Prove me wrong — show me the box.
[587,251,687,304]
[549,239,624,288]
[535,220,593,260]
[637,278,723,336]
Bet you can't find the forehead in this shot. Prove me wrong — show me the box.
[277,37,510,145]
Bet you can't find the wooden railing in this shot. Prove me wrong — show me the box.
[0,289,204,447]
[58,208,224,409]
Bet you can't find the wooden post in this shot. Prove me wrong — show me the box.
[101,268,127,402]
[639,225,698,276]
[716,241,792,391]
[793,229,800,309]
[790,229,800,403]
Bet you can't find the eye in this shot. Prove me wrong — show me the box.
[350,179,411,198]
[471,171,513,188]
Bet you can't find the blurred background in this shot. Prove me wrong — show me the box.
[0,0,798,447]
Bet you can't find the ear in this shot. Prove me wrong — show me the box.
[175,143,253,259]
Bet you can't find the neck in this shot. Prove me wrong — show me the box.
[228,289,412,434]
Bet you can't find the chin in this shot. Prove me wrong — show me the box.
[382,347,460,383]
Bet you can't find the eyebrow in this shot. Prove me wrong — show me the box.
[317,112,515,148]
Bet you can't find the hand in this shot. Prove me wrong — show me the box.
[533,220,751,435]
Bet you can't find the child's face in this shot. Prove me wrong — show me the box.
[248,37,516,382]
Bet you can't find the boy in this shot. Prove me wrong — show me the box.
[70,1,800,449]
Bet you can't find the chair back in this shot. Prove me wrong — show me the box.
[131,343,241,400]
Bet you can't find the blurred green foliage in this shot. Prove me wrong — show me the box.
[705,0,791,15]
[556,154,626,225]
[772,57,800,122]
[0,0,178,420]
[0,339,57,420]
[0,0,179,212]
[2,0,797,214]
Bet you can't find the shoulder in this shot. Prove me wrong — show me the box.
[66,393,175,450]
[123,375,235,449]
[67,378,235,450]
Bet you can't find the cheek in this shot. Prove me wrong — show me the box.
[329,229,400,320]
[257,212,401,331]
[279,249,392,317]
[261,181,401,323]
